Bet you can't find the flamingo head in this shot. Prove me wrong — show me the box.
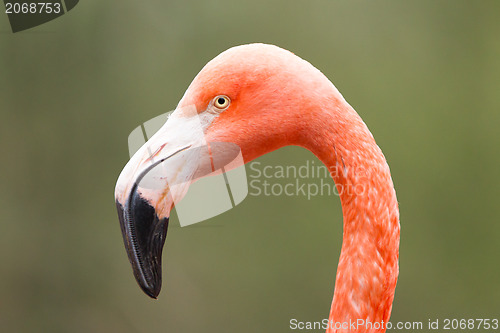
[114,43,342,298]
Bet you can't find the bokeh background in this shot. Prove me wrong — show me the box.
[1,1,499,332]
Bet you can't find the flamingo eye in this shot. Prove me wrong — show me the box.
[213,95,230,109]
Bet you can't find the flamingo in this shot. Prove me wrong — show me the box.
[115,43,400,333]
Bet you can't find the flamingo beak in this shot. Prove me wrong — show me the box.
[115,106,242,299]
[115,145,192,299]
[114,105,211,299]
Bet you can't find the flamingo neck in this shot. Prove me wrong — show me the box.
[300,99,400,333]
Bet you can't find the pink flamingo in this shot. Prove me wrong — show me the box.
[115,44,400,333]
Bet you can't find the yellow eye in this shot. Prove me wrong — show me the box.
[213,95,230,109]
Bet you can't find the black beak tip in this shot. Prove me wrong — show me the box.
[116,190,170,299]
[141,283,160,299]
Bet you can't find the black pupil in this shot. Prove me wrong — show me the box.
[217,98,226,105]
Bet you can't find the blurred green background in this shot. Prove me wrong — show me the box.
[1,1,499,332]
